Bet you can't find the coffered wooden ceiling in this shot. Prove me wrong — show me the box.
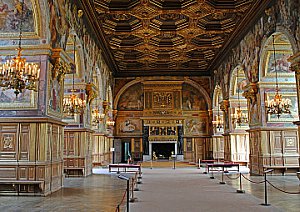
[81,0,271,77]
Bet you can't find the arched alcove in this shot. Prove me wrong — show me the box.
[260,32,298,124]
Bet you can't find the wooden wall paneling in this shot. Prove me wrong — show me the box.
[20,124,30,161]
[0,124,18,160]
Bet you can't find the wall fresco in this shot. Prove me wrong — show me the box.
[117,83,143,110]
[0,0,34,33]
[182,83,207,111]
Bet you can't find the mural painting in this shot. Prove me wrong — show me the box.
[182,83,207,111]
[0,87,35,108]
[235,75,248,95]
[48,0,70,49]
[116,117,141,135]
[266,51,292,75]
[118,83,143,110]
[48,65,62,115]
[184,118,207,136]
[0,0,34,33]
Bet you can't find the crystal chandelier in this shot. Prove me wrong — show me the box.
[92,99,105,125]
[232,71,248,126]
[266,35,291,118]
[0,0,39,97]
[63,35,86,116]
[212,95,223,131]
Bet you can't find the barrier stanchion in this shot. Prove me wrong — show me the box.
[261,169,273,206]
[203,163,208,174]
[130,177,137,202]
[133,172,140,191]
[236,173,245,193]
[219,169,226,184]
[210,169,215,179]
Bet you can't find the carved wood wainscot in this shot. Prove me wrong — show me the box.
[64,128,94,177]
[0,118,66,196]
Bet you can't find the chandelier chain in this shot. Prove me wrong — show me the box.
[18,0,24,51]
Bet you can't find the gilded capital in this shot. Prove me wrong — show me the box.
[50,48,69,83]
[290,62,300,74]
[220,99,229,113]
[243,82,258,104]
[86,83,97,104]
[288,52,300,74]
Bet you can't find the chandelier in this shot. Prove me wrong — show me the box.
[266,35,291,118]
[63,35,86,116]
[0,0,39,97]
[92,99,105,125]
[232,71,248,126]
[212,95,223,131]
[106,119,115,126]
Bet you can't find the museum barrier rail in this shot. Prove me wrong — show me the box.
[109,163,142,174]
[115,189,127,212]
[115,171,142,211]
[213,169,300,206]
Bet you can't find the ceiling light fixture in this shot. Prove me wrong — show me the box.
[63,35,86,116]
[232,70,248,126]
[213,93,223,131]
[266,35,291,118]
[0,0,40,97]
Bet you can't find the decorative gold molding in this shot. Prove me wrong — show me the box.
[243,82,258,104]
[86,83,97,104]
[50,49,69,83]
[220,99,229,113]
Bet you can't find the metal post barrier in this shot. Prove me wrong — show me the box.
[236,173,245,193]
[127,179,130,211]
[219,168,226,184]
[203,163,208,174]
[134,172,140,191]
[172,155,176,169]
[130,178,137,202]
[210,167,215,179]
[261,169,273,206]
[118,175,130,212]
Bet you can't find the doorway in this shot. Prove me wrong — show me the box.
[152,143,175,160]
[121,141,131,163]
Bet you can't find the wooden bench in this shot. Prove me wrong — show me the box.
[64,167,85,177]
[263,166,300,176]
[207,163,240,173]
[0,180,44,195]
[108,164,141,174]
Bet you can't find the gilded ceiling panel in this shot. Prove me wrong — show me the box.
[90,0,257,76]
